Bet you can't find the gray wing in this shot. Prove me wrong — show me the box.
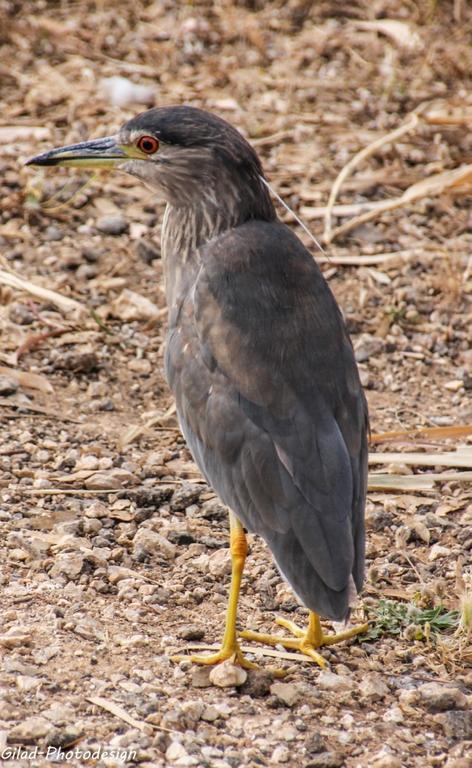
[166,220,368,620]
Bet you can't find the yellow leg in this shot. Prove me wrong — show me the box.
[171,512,257,669]
[240,611,368,668]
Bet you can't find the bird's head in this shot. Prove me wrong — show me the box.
[26,105,275,217]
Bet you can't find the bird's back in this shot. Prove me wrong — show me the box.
[165,219,368,621]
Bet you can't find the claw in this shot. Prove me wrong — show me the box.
[239,612,368,668]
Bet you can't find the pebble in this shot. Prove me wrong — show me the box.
[317,670,353,692]
[0,627,33,649]
[371,754,402,768]
[383,706,404,723]
[240,669,273,698]
[96,214,128,235]
[305,752,344,768]
[0,375,18,395]
[49,552,84,579]
[201,704,220,722]
[41,703,76,724]
[209,659,247,688]
[178,624,205,641]
[272,745,291,763]
[179,700,204,724]
[85,468,138,490]
[436,710,472,741]
[277,725,298,742]
[75,454,100,471]
[100,76,154,108]
[132,527,176,561]
[428,543,451,561]
[354,334,384,362]
[109,289,160,321]
[305,732,326,754]
[191,666,212,688]
[208,548,231,576]
[400,682,467,711]
[270,682,301,707]
[444,379,463,392]
[8,715,52,742]
[85,501,109,519]
[44,725,82,748]
[56,350,99,374]
[44,225,63,241]
[165,741,188,762]
[16,675,42,692]
[359,674,389,702]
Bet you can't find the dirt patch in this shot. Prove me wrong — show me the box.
[0,2,471,767]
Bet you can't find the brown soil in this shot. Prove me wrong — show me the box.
[0,2,471,767]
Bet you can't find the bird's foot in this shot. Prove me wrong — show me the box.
[170,640,288,678]
[170,640,258,670]
[240,614,369,668]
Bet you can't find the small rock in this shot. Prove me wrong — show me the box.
[73,618,105,641]
[241,669,273,697]
[208,548,231,577]
[96,214,128,235]
[108,566,138,584]
[85,468,138,490]
[109,288,160,321]
[400,682,467,711]
[132,528,176,561]
[354,334,383,363]
[137,239,160,263]
[42,703,76,724]
[359,674,389,702]
[44,225,63,241]
[272,745,291,763]
[0,375,18,395]
[44,725,82,748]
[317,670,353,692]
[100,76,154,108]
[0,627,33,649]
[75,455,100,471]
[16,675,42,692]
[85,501,109,519]
[178,624,205,641]
[209,659,247,688]
[278,725,298,742]
[49,552,84,580]
[191,666,212,688]
[201,704,220,722]
[371,754,402,768]
[444,379,463,392]
[306,752,344,768]
[383,706,403,723]
[305,733,326,754]
[62,350,100,374]
[429,543,451,561]
[270,682,301,707]
[180,700,204,724]
[166,741,188,762]
[8,715,52,742]
[436,710,472,741]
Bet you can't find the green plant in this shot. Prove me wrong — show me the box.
[360,599,460,642]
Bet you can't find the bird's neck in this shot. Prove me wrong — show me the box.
[161,179,275,312]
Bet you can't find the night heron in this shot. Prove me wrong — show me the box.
[26,106,369,670]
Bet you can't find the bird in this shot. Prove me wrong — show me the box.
[26,105,369,670]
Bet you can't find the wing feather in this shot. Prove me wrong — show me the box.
[166,219,368,619]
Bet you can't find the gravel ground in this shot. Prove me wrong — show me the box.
[0,2,471,767]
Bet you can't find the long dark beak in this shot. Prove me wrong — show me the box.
[25,135,128,169]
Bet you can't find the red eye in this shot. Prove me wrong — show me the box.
[137,135,159,154]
